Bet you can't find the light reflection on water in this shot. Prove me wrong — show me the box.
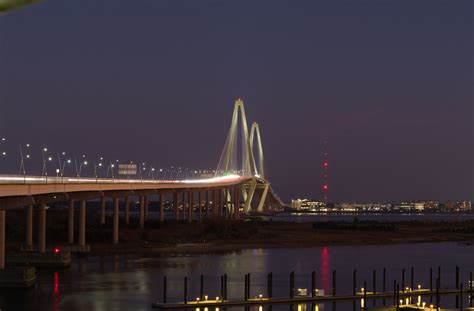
[0,242,473,311]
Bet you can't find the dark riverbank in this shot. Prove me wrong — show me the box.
[4,208,474,254]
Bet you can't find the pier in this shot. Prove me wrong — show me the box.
[153,267,474,310]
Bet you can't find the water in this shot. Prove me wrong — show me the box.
[1,242,473,311]
[123,211,474,223]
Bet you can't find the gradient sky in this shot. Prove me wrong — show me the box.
[0,0,472,202]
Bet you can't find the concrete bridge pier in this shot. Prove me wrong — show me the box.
[217,189,225,217]
[173,192,178,221]
[113,198,119,244]
[68,200,74,244]
[188,191,193,222]
[100,197,106,225]
[205,190,209,219]
[159,193,164,222]
[0,209,5,269]
[181,192,186,220]
[139,196,145,229]
[38,204,47,253]
[234,186,240,219]
[198,191,202,221]
[25,205,33,250]
[79,200,86,249]
[213,189,218,217]
[124,196,130,225]
[144,196,149,222]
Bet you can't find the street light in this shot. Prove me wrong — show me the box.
[60,159,72,177]
[19,143,31,177]
[107,162,116,179]
[75,156,88,178]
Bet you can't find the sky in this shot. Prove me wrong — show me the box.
[0,0,472,202]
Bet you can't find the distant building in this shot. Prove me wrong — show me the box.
[444,201,472,212]
[291,199,325,211]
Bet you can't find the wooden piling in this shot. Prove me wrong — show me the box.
[290,271,295,299]
[163,276,167,303]
[402,269,405,292]
[268,272,273,298]
[200,274,204,300]
[353,269,357,295]
[184,276,188,304]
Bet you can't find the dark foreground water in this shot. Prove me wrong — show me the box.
[1,242,473,311]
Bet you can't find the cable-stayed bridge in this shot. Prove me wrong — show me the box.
[0,99,285,270]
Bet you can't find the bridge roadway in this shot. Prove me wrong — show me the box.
[0,174,283,270]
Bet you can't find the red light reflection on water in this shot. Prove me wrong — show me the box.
[320,247,330,291]
[53,272,60,311]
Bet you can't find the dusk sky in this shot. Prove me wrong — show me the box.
[0,0,472,202]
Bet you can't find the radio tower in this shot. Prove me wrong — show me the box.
[322,140,329,206]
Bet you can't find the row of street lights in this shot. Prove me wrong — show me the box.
[0,137,217,180]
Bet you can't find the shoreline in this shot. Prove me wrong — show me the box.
[5,218,474,255]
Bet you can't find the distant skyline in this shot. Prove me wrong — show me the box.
[0,0,472,202]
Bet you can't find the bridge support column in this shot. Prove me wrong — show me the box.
[113,198,119,244]
[181,192,185,220]
[144,196,149,222]
[218,189,223,217]
[198,191,202,221]
[25,205,33,250]
[188,191,193,222]
[244,180,257,213]
[38,204,46,254]
[227,187,232,218]
[100,197,106,225]
[68,200,74,244]
[205,190,209,219]
[159,193,164,222]
[257,184,270,212]
[0,209,5,269]
[173,192,178,221]
[79,200,86,248]
[124,196,130,225]
[212,190,217,218]
[139,196,145,229]
[234,186,240,219]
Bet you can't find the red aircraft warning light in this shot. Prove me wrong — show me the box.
[323,162,328,168]
[53,247,61,254]
[323,184,329,190]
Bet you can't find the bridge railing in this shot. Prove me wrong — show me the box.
[0,174,246,185]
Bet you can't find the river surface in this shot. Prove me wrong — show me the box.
[124,211,474,223]
[1,242,473,311]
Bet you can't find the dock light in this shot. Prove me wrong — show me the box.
[417,284,421,290]
[53,247,61,254]
[406,287,410,291]
[422,302,426,308]
[204,295,208,301]
[196,298,200,302]
[430,304,434,310]
[361,287,364,292]
[399,300,403,305]
[215,297,219,301]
